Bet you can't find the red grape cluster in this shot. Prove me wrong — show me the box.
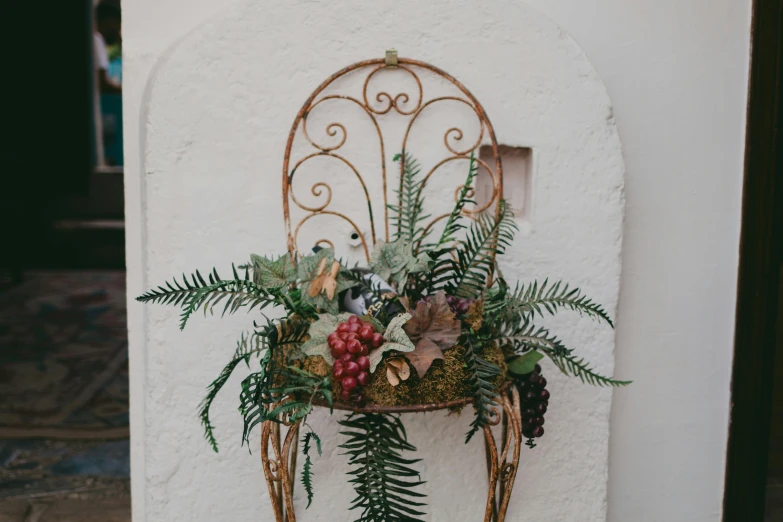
[328,315,384,404]
[418,294,475,314]
[517,364,550,447]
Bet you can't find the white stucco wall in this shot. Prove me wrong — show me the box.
[124,1,751,521]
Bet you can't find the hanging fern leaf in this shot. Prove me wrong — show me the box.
[199,332,267,452]
[543,350,632,387]
[463,336,501,443]
[136,265,282,330]
[442,200,517,299]
[390,152,431,245]
[339,413,427,522]
[301,430,322,508]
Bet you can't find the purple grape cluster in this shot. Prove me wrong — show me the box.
[517,364,549,448]
[418,294,474,314]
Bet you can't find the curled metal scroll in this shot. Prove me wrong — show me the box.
[282,56,504,261]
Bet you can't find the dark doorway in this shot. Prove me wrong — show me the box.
[2,1,129,520]
[723,0,783,520]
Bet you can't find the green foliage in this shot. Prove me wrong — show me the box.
[437,200,517,299]
[491,319,570,355]
[250,253,297,288]
[260,315,312,360]
[239,363,332,447]
[544,351,632,387]
[199,332,266,452]
[431,152,479,250]
[390,153,431,245]
[496,279,614,327]
[136,265,280,330]
[371,312,415,372]
[462,335,501,443]
[369,240,431,290]
[339,413,427,522]
[301,430,323,508]
[506,351,544,376]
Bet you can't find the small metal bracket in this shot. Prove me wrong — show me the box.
[385,48,398,67]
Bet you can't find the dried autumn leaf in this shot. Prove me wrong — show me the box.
[403,290,461,378]
[405,337,444,379]
[386,357,411,386]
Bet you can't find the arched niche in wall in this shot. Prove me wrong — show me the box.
[137,1,625,521]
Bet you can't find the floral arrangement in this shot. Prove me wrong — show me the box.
[137,153,629,520]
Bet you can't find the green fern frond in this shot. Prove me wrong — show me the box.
[443,200,517,299]
[238,363,331,447]
[463,336,501,443]
[490,318,570,355]
[136,265,282,330]
[258,315,311,361]
[425,152,478,252]
[301,430,322,508]
[339,413,427,522]
[501,279,614,327]
[391,152,431,245]
[199,332,268,452]
[543,350,632,387]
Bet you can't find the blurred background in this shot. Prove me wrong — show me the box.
[2,1,130,520]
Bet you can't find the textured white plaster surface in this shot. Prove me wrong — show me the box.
[124,1,751,521]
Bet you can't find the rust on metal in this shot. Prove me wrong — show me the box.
[282,55,504,261]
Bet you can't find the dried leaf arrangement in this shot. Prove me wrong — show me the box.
[137,153,630,521]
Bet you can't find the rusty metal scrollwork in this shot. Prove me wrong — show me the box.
[282,56,504,261]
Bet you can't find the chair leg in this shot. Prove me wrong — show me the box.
[483,388,523,522]
[262,418,301,522]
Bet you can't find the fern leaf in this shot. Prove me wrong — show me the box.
[199,332,267,452]
[301,430,322,508]
[463,337,501,443]
[427,152,479,252]
[339,413,427,522]
[390,152,431,245]
[444,200,517,299]
[501,279,614,327]
[543,350,632,387]
[137,265,282,330]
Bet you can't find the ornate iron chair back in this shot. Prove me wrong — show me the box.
[282,53,505,262]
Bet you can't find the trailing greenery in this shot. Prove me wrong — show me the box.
[136,265,280,330]
[301,429,323,508]
[462,335,502,443]
[239,364,332,447]
[339,413,427,522]
[199,332,266,452]
[390,153,431,246]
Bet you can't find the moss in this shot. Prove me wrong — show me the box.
[302,355,330,378]
[320,344,508,407]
